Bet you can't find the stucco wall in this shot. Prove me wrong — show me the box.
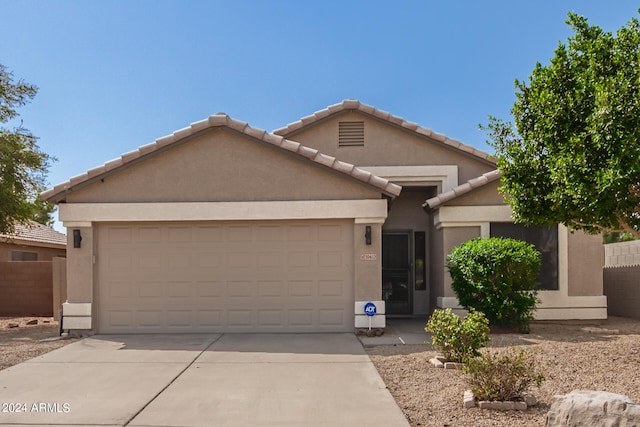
[66,128,381,204]
[0,261,53,316]
[441,226,481,298]
[447,181,505,206]
[430,226,444,312]
[353,222,383,301]
[567,230,603,296]
[281,111,495,183]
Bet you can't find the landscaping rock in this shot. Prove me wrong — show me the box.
[26,319,38,325]
[7,323,19,328]
[524,394,538,407]
[545,390,640,427]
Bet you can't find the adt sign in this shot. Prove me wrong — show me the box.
[364,302,377,317]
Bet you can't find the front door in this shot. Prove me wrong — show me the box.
[382,232,411,315]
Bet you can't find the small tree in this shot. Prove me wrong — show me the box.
[425,308,490,363]
[0,64,54,233]
[447,237,541,333]
[485,13,640,238]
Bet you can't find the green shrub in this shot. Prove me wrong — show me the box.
[463,348,544,402]
[446,237,541,333]
[425,308,490,363]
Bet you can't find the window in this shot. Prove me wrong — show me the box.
[414,231,426,290]
[490,223,558,290]
[11,251,38,261]
[338,121,364,146]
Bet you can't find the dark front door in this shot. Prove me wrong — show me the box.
[382,232,411,315]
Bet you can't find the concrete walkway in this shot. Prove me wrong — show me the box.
[0,333,409,426]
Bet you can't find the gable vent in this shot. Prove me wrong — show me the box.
[338,121,365,147]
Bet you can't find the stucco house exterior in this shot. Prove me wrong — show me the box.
[42,99,606,334]
[0,220,66,261]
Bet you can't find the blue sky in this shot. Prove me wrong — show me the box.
[2,1,639,230]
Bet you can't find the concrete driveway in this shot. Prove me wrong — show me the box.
[0,333,408,426]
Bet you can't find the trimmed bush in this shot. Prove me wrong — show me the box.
[463,348,545,402]
[447,237,541,333]
[425,308,490,363]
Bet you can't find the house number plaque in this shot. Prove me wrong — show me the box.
[360,253,377,261]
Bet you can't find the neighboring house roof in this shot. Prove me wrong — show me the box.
[423,169,502,210]
[0,220,67,248]
[41,113,402,203]
[273,99,496,164]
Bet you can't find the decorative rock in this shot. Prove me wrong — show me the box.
[524,394,538,407]
[546,390,640,427]
[7,323,19,328]
[463,390,476,409]
[26,319,38,325]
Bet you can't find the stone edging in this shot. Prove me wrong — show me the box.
[464,390,538,410]
[429,355,460,369]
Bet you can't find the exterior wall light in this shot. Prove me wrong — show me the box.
[365,225,372,245]
[73,229,82,248]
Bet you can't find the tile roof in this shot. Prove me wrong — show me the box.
[41,114,402,203]
[273,99,496,164]
[0,220,67,247]
[423,169,502,210]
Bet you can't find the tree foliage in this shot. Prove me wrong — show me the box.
[485,13,640,238]
[0,64,54,233]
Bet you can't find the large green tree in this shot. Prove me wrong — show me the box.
[486,13,640,238]
[0,64,54,233]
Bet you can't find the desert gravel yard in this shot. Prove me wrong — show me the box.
[0,317,76,371]
[367,316,640,427]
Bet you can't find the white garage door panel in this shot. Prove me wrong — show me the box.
[96,220,354,333]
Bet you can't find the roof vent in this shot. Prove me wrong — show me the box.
[338,121,365,147]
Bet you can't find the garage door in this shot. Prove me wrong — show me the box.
[96,220,354,333]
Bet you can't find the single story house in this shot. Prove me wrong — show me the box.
[42,100,606,334]
[0,221,66,261]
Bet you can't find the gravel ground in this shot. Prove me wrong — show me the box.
[0,317,76,371]
[367,316,640,427]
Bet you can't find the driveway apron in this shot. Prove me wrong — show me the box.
[0,333,408,426]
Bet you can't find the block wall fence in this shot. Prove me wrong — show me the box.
[604,241,640,320]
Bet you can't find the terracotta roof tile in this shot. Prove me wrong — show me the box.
[273,99,495,164]
[423,169,502,210]
[41,113,402,202]
[0,221,66,247]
